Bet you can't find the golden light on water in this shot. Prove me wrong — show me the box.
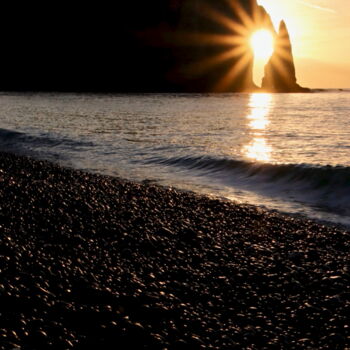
[248,115,269,130]
[247,93,272,129]
[243,93,273,162]
[250,30,274,60]
[244,137,272,162]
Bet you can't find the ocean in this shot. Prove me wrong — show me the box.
[1,90,350,227]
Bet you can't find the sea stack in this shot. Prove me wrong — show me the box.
[262,21,310,92]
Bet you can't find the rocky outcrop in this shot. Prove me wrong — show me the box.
[262,21,310,92]
[0,0,309,93]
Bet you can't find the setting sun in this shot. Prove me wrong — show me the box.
[250,30,274,60]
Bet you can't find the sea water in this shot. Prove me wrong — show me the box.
[0,91,350,226]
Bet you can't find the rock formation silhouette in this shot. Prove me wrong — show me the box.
[262,21,310,92]
[0,0,309,93]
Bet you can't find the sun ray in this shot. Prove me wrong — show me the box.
[269,55,293,82]
[186,1,261,91]
[230,22,251,38]
[137,29,247,48]
[172,32,242,47]
[252,6,263,28]
[227,0,255,31]
[183,46,251,76]
[214,52,252,91]
[198,3,241,34]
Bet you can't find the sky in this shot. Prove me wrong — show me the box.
[256,0,350,88]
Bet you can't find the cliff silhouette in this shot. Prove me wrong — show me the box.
[262,21,310,92]
[0,0,308,92]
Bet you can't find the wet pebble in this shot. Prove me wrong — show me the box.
[0,152,350,349]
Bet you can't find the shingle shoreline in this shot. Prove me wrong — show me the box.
[0,152,349,349]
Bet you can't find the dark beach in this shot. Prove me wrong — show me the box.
[1,152,349,349]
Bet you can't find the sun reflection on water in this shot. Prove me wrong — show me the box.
[244,137,272,162]
[243,93,273,162]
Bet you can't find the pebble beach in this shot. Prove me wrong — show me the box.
[1,152,350,349]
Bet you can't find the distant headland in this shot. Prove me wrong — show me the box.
[0,1,309,93]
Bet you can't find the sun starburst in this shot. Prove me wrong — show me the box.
[250,29,274,60]
[138,0,293,91]
[168,0,277,91]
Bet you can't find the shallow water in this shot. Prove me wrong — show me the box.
[1,90,350,226]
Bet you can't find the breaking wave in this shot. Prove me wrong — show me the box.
[0,128,93,155]
[147,155,350,217]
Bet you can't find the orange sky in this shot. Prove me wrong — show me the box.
[256,0,350,88]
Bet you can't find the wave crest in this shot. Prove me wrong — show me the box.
[147,155,350,216]
[0,128,93,153]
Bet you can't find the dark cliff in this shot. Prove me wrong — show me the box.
[262,21,310,92]
[0,1,307,92]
